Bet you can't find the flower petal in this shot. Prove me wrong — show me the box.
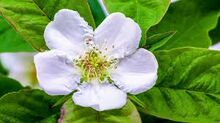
[94,13,141,58]
[0,53,36,86]
[209,42,220,51]
[73,83,127,111]
[111,48,158,95]
[44,9,93,56]
[34,50,80,95]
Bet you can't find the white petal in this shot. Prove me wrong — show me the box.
[34,50,80,95]
[0,53,36,86]
[209,42,220,51]
[44,9,93,56]
[94,13,141,58]
[111,48,158,95]
[0,53,35,71]
[73,83,127,111]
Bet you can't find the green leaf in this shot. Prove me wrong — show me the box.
[144,31,176,51]
[209,18,220,44]
[148,0,220,49]
[0,89,61,122]
[40,114,59,123]
[88,0,106,26]
[103,0,170,45]
[140,113,179,123]
[52,93,72,108]
[135,48,220,122]
[33,0,95,27]
[0,0,95,51]
[0,61,8,75]
[60,99,141,123]
[0,75,22,97]
[0,16,35,52]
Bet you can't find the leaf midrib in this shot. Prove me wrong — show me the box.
[155,86,218,95]
[31,0,51,20]
[0,0,52,32]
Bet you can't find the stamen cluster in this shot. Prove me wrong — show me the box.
[75,49,116,83]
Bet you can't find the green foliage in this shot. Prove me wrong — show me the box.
[148,0,220,49]
[0,75,22,97]
[0,0,95,51]
[0,61,8,75]
[209,18,220,44]
[1,0,220,122]
[140,113,179,123]
[33,0,95,27]
[88,0,106,26]
[39,114,60,123]
[104,0,170,45]
[135,48,220,122]
[60,99,141,123]
[0,16,34,52]
[0,89,61,123]
[52,93,72,108]
[144,31,176,51]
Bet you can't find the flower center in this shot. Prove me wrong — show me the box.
[75,49,116,83]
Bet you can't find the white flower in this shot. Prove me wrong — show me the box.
[209,42,220,51]
[34,9,158,111]
[0,52,38,87]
